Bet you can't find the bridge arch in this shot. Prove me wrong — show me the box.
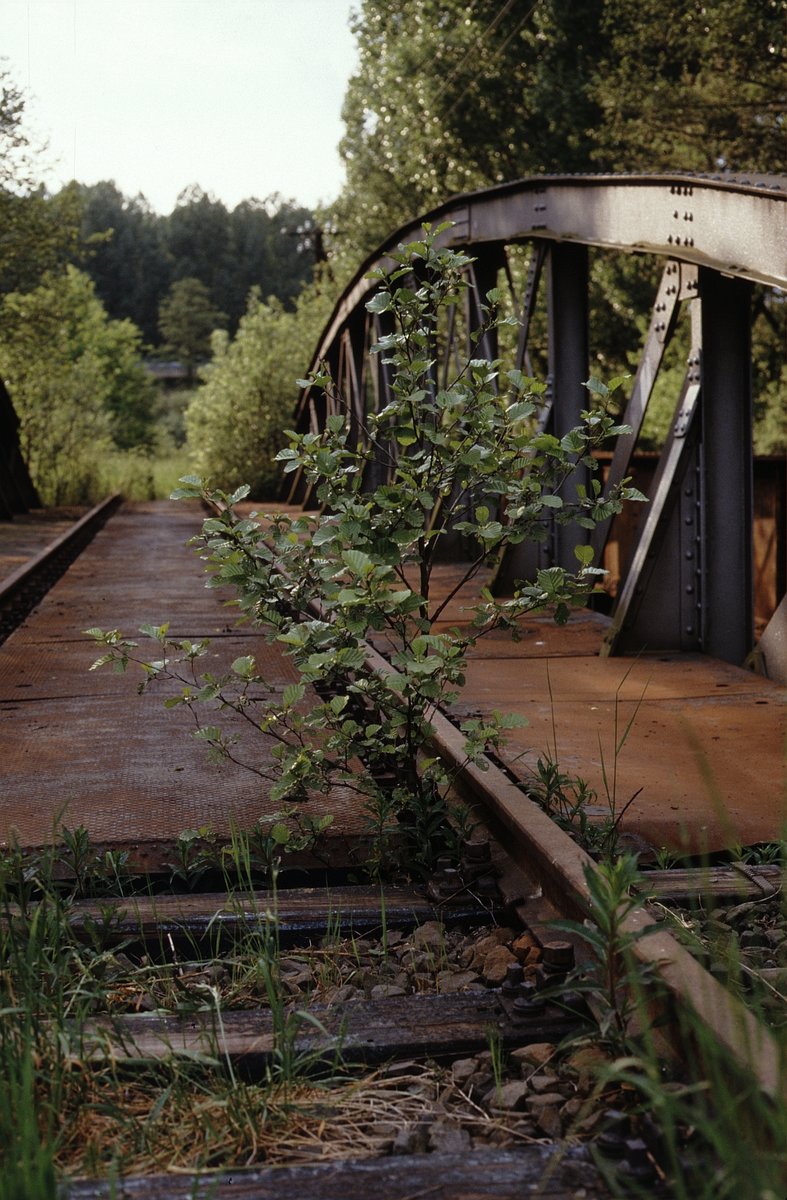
[289,173,787,672]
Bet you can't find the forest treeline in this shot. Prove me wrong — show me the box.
[1,0,785,504]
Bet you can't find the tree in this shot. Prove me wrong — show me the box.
[0,65,80,293]
[186,283,332,496]
[77,180,171,344]
[330,0,786,451]
[157,277,227,380]
[226,195,315,326]
[0,267,154,503]
[333,0,785,262]
[590,0,787,174]
[332,0,604,258]
[164,186,235,320]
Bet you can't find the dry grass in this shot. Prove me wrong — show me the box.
[54,1063,547,1179]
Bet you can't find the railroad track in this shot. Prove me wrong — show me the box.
[1,506,784,1198]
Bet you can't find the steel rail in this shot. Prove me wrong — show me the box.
[0,493,122,636]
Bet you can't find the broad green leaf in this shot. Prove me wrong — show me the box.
[231,655,256,678]
[342,549,373,576]
[312,524,337,546]
[139,622,169,639]
[282,683,306,707]
[270,822,291,845]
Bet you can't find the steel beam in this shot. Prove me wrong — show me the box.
[548,242,590,571]
[698,268,754,664]
[591,260,695,562]
[602,305,704,656]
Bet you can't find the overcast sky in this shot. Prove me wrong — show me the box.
[1,0,359,214]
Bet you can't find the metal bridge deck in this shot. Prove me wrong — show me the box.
[0,503,784,861]
[0,501,364,868]
[384,563,786,856]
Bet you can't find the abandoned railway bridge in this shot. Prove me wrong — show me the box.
[1,170,785,860]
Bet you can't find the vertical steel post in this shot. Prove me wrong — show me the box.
[698,268,754,664]
[547,242,590,570]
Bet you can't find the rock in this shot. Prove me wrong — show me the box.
[529,1072,561,1093]
[511,932,540,960]
[428,1121,472,1153]
[383,929,405,947]
[481,945,517,985]
[412,920,445,950]
[374,959,401,978]
[740,929,770,949]
[560,1097,584,1121]
[726,901,756,925]
[466,1073,494,1102]
[535,1104,563,1138]
[528,1090,567,1107]
[527,1092,565,1137]
[451,1057,479,1085]
[564,1045,611,1087]
[459,946,476,969]
[323,983,363,1005]
[484,1080,531,1111]
[511,1042,556,1070]
[380,1059,421,1078]
[391,1125,427,1155]
[465,929,516,971]
[369,983,407,1000]
[576,1108,605,1134]
[437,969,481,993]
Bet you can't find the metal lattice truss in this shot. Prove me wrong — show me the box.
[290,174,787,667]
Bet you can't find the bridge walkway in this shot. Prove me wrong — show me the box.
[0,501,783,862]
[421,564,785,856]
[0,501,363,869]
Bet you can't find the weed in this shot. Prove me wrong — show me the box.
[553,855,662,1057]
[88,225,644,879]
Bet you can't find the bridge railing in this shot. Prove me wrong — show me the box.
[289,174,787,671]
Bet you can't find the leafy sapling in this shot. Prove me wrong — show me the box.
[88,224,645,877]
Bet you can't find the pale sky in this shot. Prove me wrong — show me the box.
[1,0,359,214]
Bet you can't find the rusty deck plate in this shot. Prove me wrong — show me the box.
[0,502,367,863]
[372,559,785,853]
[1,503,784,859]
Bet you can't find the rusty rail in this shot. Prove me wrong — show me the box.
[0,493,122,643]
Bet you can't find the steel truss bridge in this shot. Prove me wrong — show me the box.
[288,173,787,679]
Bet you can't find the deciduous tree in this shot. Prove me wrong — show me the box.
[157,276,227,380]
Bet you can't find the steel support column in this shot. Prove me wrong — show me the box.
[699,269,754,664]
[492,241,589,592]
[547,242,590,570]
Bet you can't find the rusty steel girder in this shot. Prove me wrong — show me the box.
[290,174,787,675]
